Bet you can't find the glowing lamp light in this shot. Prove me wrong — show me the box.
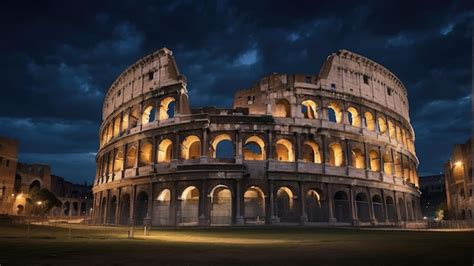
[454,161,463,167]
[36,201,42,206]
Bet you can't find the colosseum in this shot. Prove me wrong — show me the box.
[92,48,421,227]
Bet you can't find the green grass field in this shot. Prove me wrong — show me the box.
[0,223,472,265]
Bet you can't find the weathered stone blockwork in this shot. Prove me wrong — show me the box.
[93,48,421,227]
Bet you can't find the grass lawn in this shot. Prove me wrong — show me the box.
[0,223,473,265]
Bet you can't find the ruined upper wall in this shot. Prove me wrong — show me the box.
[102,48,186,120]
[318,49,410,121]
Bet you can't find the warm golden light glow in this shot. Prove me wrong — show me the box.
[454,161,463,167]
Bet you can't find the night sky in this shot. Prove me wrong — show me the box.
[1,1,472,184]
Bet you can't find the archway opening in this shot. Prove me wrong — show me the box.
[276,187,297,223]
[141,104,156,125]
[29,180,41,192]
[378,117,387,134]
[334,191,350,222]
[181,135,201,160]
[329,143,344,167]
[302,141,321,163]
[157,139,173,163]
[210,185,232,225]
[273,99,291,118]
[383,152,393,175]
[153,189,171,226]
[108,196,117,224]
[301,100,317,119]
[243,136,265,160]
[355,193,370,222]
[276,139,294,162]
[369,150,380,172]
[119,194,131,225]
[211,134,234,159]
[398,198,407,221]
[306,189,327,222]
[125,146,137,169]
[159,97,176,120]
[136,192,149,225]
[327,103,342,123]
[64,202,71,216]
[347,107,361,127]
[114,148,124,172]
[372,195,384,222]
[351,148,365,169]
[364,112,375,131]
[139,141,153,166]
[180,186,199,225]
[244,186,265,224]
[386,196,396,222]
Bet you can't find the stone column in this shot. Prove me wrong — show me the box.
[322,134,328,173]
[200,127,209,163]
[349,186,358,226]
[367,189,376,224]
[268,179,278,224]
[393,191,401,225]
[345,139,351,175]
[129,185,136,226]
[326,183,336,224]
[145,184,153,225]
[363,142,370,173]
[134,140,140,176]
[111,149,116,181]
[235,130,243,164]
[152,136,158,168]
[171,183,178,226]
[381,189,389,224]
[299,181,307,224]
[235,179,244,224]
[115,188,121,225]
[295,132,302,161]
[198,180,209,226]
[173,134,180,160]
[267,130,274,160]
[379,146,384,174]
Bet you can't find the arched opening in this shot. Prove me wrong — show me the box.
[135,191,149,225]
[369,150,380,172]
[386,196,396,222]
[276,187,297,223]
[243,136,265,160]
[364,112,375,131]
[121,112,129,133]
[244,186,265,224]
[125,145,137,169]
[301,100,318,119]
[276,139,294,162]
[351,148,365,169]
[273,99,291,118]
[329,142,344,167]
[179,186,199,225]
[383,152,393,175]
[139,140,153,166]
[347,107,361,127]
[394,155,402,178]
[108,196,117,224]
[63,202,70,216]
[396,126,402,144]
[306,189,328,222]
[399,198,407,221]
[302,141,322,163]
[334,191,350,222]
[29,180,41,192]
[181,135,201,160]
[388,120,396,140]
[157,139,173,163]
[159,97,176,120]
[113,116,120,137]
[129,107,139,128]
[372,195,384,222]
[153,189,171,226]
[210,185,232,225]
[211,134,234,159]
[355,193,370,222]
[378,117,387,134]
[141,104,156,125]
[114,148,124,172]
[119,194,130,225]
[16,205,24,215]
[327,103,342,123]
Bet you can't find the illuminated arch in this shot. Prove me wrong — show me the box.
[328,142,344,167]
[113,148,124,172]
[243,136,266,160]
[244,186,265,222]
[301,100,318,119]
[327,102,342,123]
[394,155,402,177]
[129,106,139,128]
[121,112,129,132]
[157,189,171,202]
[159,97,176,120]
[364,112,375,131]
[180,186,199,200]
[347,107,361,127]
[273,99,291,118]
[378,117,387,134]
[181,135,201,160]
[302,141,322,163]
[157,139,173,163]
[383,152,393,175]
[351,148,365,169]
[113,115,121,137]
[139,140,153,166]
[210,185,232,225]
[388,120,396,139]
[211,134,234,159]
[276,187,295,221]
[276,139,294,162]
[141,104,156,125]
[125,145,137,169]
[368,150,380,172]
[396,125,402,144]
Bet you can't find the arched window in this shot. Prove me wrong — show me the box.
[159,97,176,120]
[347,107,361,127]
[276,139,294,162]
[113,115,121,137]
[136,191,149,225]
[114,148,124,172]
[244,186,265,223]
[157,139,173,163]
[121,112,129,132]
[129,106,139,128]
[276,187,297,222]
[139,140,153,166]
[388,120,396,140]
[141,104,156,125]
[273,99,291,118]
[383,152,392,175]
[327,103,342,123]
[364,112,375,131]
[378,117,387,134]
[355,193,370,222]
[394,155,402,177]
[125,145,137,169]
[180,186,199,225]
[243,136,266,160]
[329,142,344,166]
[29,180,41,192]
[302,141,321,163]
[211,134,234,159]
[351,148,365,169]
[396,125,402,143]
[301,100,318,119]
[210,185,232,225]
[369,150,380,172]
[372,195,384,222]
[181,135,201,160]
[334,191,350,222]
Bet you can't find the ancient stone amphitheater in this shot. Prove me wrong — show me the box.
[92,48,421,227]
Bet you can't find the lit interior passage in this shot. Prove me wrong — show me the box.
[244,186,265,224]
[369,150,380,172]
[211,134,234,159]
[179,186,199,225]
[329,142,344,166]
[157,139,173,163]
[306,189,328,222]
[114,147,124,172]
[351,148,365,169]
[152,189,171,226]
[273,99,291,118]
[125,145,137,169]
[159,97,176,120]
[141,104,156,125]
[276,139,294,162]
[210,185,232,225]
[243,136,265,160]
[181,135,201,160]
[364,112,375,131]
[276,187,297,222]
[302,141,322,163]
[383,152,393,175]
[378,117,387,134]
[347,107,361,127]
[139,140,153,166]
[301,100,318,119]
[327,103,342,123]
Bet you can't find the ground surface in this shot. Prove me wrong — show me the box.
[0,223,473,266]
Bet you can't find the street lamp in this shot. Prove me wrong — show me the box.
[36,201,42,206]
[454,161,463,167]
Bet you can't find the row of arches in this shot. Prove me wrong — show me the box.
[96,184,419,226]
[272,99,415,154]
[101,96,176,146]
[97,133,418,185]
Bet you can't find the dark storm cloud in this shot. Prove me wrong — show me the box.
[0,0,472,182]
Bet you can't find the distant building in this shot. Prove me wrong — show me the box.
[0,136,92,216]
[444,138,473,220]
[419,174,446,219]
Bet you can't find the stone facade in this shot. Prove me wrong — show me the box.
[419,174,446,218]
[444,138,474,220]
[0,136,92,216]
[92,48,421,227]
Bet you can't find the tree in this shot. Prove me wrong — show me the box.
[27,188,62,216]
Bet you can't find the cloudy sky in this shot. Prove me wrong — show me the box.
[1,0,472,184]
